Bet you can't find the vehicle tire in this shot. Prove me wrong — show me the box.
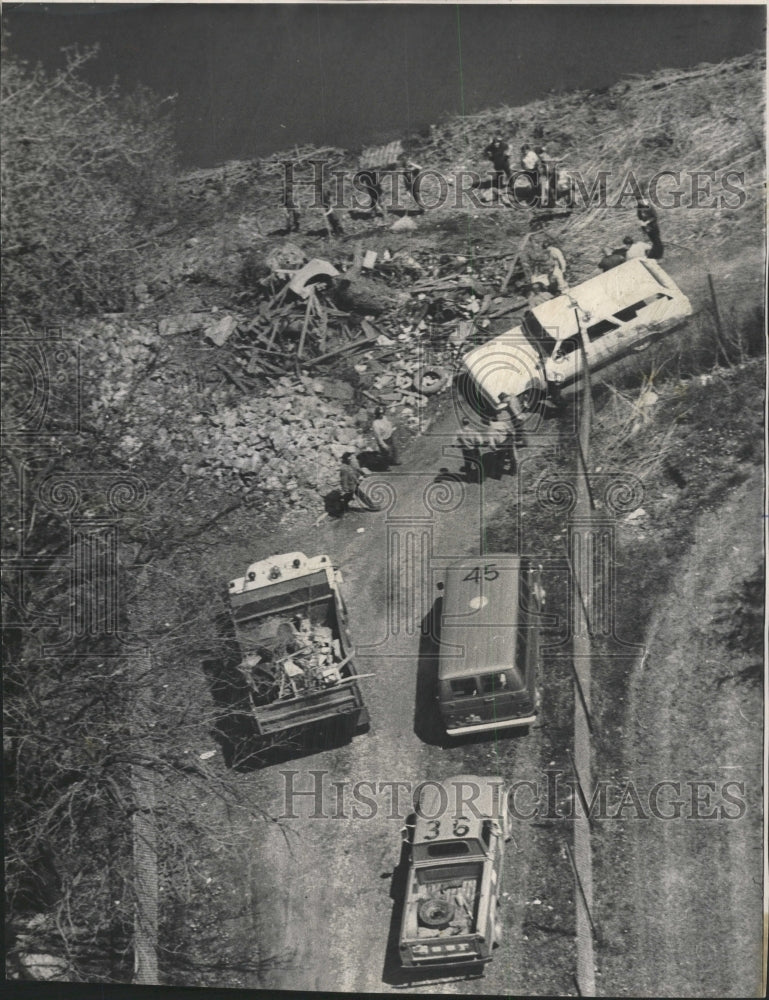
[418,897,455,928]
[518,384,544,411]
[414,366,450,396]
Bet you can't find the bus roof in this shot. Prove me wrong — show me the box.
[439,556,527,680]
[529,258,679,342]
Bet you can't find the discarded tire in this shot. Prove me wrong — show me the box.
[414,366,449,395]
[418,897,455,928]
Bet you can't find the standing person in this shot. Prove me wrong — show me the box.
[496,391,529,465]
[452,417,482,481]
[537,145,558,205]
[637,197,663,259]
[520,144,541,200]
[320,184,344,237]
[338,453,377,514]
[355,169,386,219]
[283,169,300,233]
[372,406,400,466]
[401,158,425,213]
[487,414,513,478]
[483,135,512,193]
[543,238,569,293]
[636,197,659,236]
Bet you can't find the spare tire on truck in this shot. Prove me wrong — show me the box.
[418,897,455,928]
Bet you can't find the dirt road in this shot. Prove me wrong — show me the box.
[244,407,575,995]
[229,383,762,996]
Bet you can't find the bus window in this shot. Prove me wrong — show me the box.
[480,672,508,694]
[586,318,619,341]
[450,678,478,698]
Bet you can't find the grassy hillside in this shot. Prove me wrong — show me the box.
[147,51,764,340]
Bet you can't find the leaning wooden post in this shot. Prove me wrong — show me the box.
[707,272,731,366]
[297,291,314,359]
[500,233,530,294]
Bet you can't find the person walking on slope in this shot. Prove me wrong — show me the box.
[520,144,542,201]
[401,158,425,212]
[451,417,482,482]
[339,452,377,514]
[543,238,569,293]
[537,145,558,205]
[372,407,400,466]
[483,135,512,194]
[320,184,344,237]
[636,197,663,259]
[355,169,386,219]
[283,170,300,233]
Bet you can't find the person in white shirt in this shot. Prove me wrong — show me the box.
[372,406,400,466]
[623,234,650,260]
[543,238,568,292]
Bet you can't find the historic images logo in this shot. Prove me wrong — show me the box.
[280,159,747,212]
[278,770,748,823]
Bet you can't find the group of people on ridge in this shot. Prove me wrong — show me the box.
[283,156,424,236]
[483,134,563,205]
[452,392,529,482]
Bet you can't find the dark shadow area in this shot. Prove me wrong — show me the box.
[348,208,380,221]
[527,207,574,228]
[433,465,468,484]
[413,597,445,746]
[380,837,412,987]
[323,487,345,519]
[386,205,425,217]
[357,449,391,472]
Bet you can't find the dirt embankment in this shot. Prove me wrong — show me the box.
[599,468,763,998]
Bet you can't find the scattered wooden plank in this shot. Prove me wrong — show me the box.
[297,292,314,359]
[215,363,250,392]
[304,334,379,368]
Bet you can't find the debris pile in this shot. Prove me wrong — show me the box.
[239,615,354,705]
[133,242,543,510]
[186,374,367,501]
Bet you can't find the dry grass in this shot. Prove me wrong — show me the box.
[412,51,765,280]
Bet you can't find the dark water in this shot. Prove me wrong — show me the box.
[3,4,765,167]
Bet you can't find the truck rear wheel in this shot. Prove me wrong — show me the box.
[519,385,544,411]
